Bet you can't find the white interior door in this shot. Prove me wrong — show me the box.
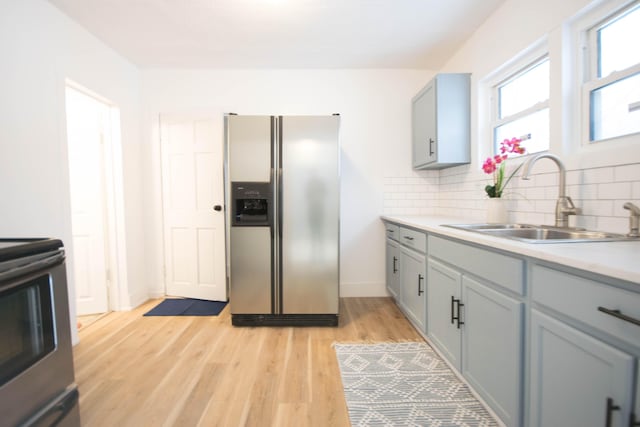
[160,114,227,301]
[66,86,110,315]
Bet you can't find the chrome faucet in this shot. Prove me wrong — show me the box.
[623,202,640,237]
[521,153,580,228]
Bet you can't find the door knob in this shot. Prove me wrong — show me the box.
[213,205,222,211]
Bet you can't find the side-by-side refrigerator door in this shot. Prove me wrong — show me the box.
[280,115,340,314]
[226,115,274,314]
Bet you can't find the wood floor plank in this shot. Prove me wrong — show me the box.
[73,297,423,426]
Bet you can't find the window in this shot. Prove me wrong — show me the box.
[585,1,640,142]
[492,56,550,155]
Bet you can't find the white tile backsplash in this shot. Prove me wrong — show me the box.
[384,162,640,234]
[614,164,640,182]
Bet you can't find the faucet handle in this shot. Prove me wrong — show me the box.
[561,196,581,215]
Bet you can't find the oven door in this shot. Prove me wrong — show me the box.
[0,251,78,427]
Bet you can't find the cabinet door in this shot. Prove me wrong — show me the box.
[412,81,435,167]
[634,360,640,426]
[426,258,462,370]
[400,246,426,332]
[462,277,522,427]
[530,310,634,427]
[385,238,401,299]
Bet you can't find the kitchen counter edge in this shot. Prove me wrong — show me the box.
[381,215,640,286]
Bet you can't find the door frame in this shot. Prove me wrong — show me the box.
[64,80,129,314]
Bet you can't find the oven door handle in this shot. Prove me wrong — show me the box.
[0,251,65,286]
[19,385,78,427]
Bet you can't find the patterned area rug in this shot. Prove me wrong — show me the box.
[334,342,499,427]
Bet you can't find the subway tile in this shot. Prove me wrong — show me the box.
[582,167,614,185]
[568,184,598,200]
[597,182,632,200]
[574,215,598,230]
[535,199,556,214]
[565,170,582,186]
[596,216,628,234]
[535,172,559,187]
[614,163,640,182]
[580,199,614,217]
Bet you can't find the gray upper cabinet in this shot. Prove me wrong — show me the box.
[412,73,470,169]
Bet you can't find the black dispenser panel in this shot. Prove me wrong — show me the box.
[231,182,272,226]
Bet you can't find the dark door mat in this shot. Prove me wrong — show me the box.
[143,298,228,316]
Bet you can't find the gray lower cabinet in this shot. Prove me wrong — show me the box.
[400,245,426,332]
[385,238,400,299]
[530,263,640,427]
[635,360,640,426]
[382,221,640,427]
[427,257,523,426]
[426,259,462,368]
[529,310,634,427]
[384,222,427,333]
[462,276,522,427]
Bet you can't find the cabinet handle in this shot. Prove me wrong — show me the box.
[456,302,465,329]
[605,398,620,427]
[418,274,424,296]
[403,236,414,241]
[451,297,464,329]
[392,256,398,274]
[450,296,455,325]
[597,307,640,327]
[429,138,435,156]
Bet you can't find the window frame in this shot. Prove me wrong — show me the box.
[490,53,550,155]
[580,0,640,144]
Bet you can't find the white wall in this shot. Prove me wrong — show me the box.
[384,0,640,235]
[0,0,145,342]
[141,69,430,297]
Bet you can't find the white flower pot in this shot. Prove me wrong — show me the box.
[486,198,508,223]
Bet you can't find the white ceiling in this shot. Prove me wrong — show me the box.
[48,0,505,69]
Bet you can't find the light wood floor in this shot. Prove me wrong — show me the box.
[73,297,423,427]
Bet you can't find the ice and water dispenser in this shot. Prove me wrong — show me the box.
[231,182,272,227]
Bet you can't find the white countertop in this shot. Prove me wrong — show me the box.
[381,215,640,285]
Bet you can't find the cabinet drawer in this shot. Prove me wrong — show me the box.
[385,223,400,241]
[429,235,524,295]
[531,264,640,346]
[399,227,427,253]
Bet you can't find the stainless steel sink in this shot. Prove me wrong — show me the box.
[442,223,635,243]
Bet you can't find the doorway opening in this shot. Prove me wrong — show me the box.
[64,82,126,329]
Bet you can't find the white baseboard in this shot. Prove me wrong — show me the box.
[340,282,389,297]
[121,290,152,311]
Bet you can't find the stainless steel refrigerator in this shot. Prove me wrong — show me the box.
[224,114,340,326]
